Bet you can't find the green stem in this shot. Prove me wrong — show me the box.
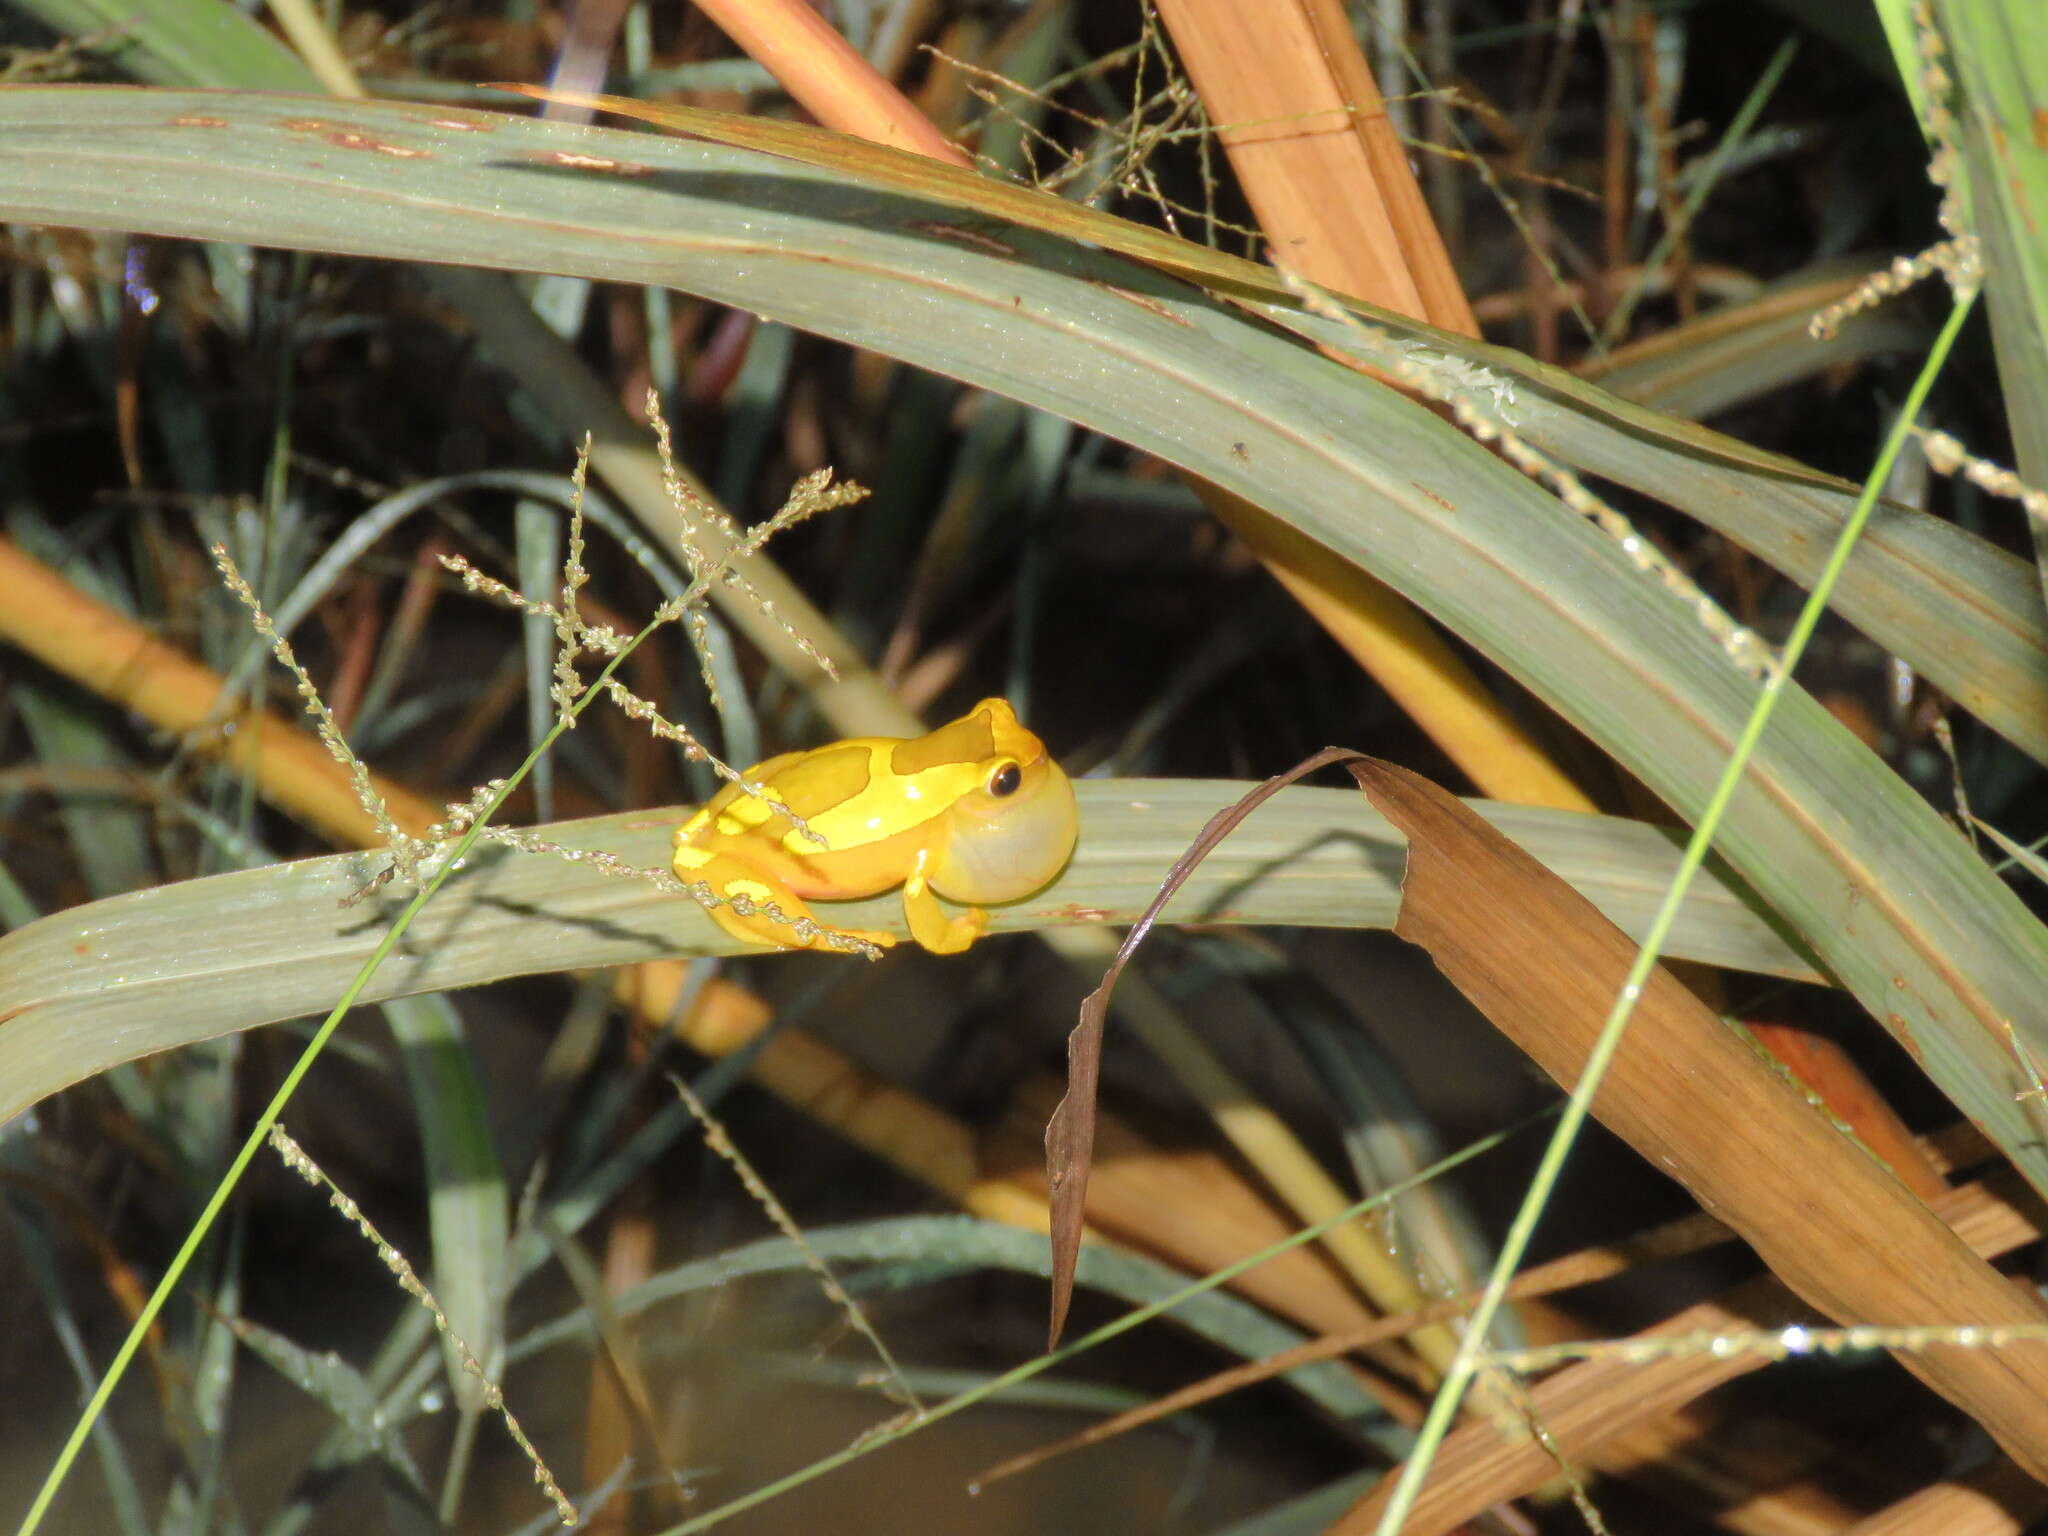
[1372,287,1979,1535]
[16,607,666,1536]
[651,1113,1543,1536]
[440,1398,485,1527]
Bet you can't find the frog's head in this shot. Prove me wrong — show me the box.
[927,698,1079,905]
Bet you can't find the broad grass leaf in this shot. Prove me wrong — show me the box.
[0,784,1806,1122]
[5,88,2048,1226]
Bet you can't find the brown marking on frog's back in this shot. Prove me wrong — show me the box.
[892,713,994,776]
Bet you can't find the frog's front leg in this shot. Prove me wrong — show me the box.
[673,839,896,953]
[901,852,988,954]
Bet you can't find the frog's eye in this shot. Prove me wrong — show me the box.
[987,761,1022,797]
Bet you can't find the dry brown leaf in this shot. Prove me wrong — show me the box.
[974,1209,1730,1490]
[1154,0,1474,331]
[1838,1457,2048,1535]
[1043,748,1365,1346]
[1337,1169,2048,1533]
[988,1078,1386,1348]
[1329,760,2048,1528]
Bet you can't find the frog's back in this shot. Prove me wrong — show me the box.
[754,741,894,824]
[696,738,949,845]
[697,741,863,819]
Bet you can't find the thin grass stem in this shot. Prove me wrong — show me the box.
[649,1113,1540,1535]
[17,588,687,1536]
[1369,289,1980,1536]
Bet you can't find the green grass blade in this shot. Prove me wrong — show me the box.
[631,1119,1527,1535]
[0,784,1819,1127]
[513,500,560,823]
[380,995,508,1419]
[0,854,40,931]
[507,1213,1390,1426]
[12,685,155,900]
[1944,0,2048,601]
[7,88,2039,768]
[226,1314,429,1498]
[4,87,2047,1235]
[1578,259,1929,420]
[6,0,319,88]
[1601,37,1799,344]
[14,577,675,1536]
[1204,1471,1381,1536]
[1373,287,1982,1536]
[1245,294,2048,766]
[0,1192,151,1536]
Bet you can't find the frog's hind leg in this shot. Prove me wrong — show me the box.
[672,843,895,953]
[901,867,987,954]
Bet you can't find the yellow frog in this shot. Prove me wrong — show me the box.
[672,698,1078,954]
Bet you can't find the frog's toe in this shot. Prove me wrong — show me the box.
[912,908,988,955]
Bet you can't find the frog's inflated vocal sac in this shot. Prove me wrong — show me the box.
[672,698,1078,953]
